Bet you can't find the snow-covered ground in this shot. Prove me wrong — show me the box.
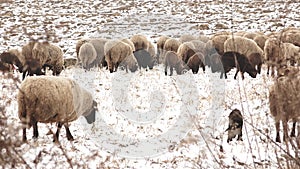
[1,0,300,168]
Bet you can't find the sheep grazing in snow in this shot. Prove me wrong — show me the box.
[156,35,170,64]
[209,35,230,55]
[0,48,24,73]
[179,34,197,43]
[269,69,300,147]
[130,34,149,51]
[224,36,264,74]
[177,42,196,64]
[104,40,138,73]
[76,38,108,68]
[163,38,181,54]
[164,51,186,76]
[133,49,154,70]
[63,57,77,69]
[264,38,300,76]
[220,52,257,79]
[187,52,205,74]
[253,34,268,51]
[209,52,223,73]
[147,42,156,61]
[78,42,97,70]
[18,76,97,142]
[226,109,243,143]
[0,61,12,72]
[121,38,135,51]
[281,28,300,47]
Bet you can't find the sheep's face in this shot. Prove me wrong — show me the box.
[84,100,97,124]
[129,63,138,72]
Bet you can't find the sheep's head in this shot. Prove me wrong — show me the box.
[129,62,138,72]
[23,58,45,76]
[244,63,257,78]
[84,100,97,124]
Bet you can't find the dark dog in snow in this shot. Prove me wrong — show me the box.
[226,109,243,143]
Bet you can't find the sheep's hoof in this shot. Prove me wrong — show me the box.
[67,136,74,141]
[275,136,281,143]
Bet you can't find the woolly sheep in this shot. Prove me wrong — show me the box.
[18,76,97,142]
[164,51,186,76]
[224,36,264,74]
[156,35,170,64]
[226,109,243,143]
[104,40,138,73]
[76,38,108,68]
[78,42,97,70]
[187,52,205,74]
[253,34,268,50]
[269,70,300,147]
[121,38,135,51]
[163,38,181,60]
[130,34,149,51]
[147,42,156,60]
[0,48,24,73]
[210,35,230,55]
[179,34,197,43]
[281,31,300,47]
[197,35,209,43]
[133,49,154,70]
[177,42,196,63]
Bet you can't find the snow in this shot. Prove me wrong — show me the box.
[1,0,300,168]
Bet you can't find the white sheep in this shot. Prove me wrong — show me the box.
[104,40,138,73]
[18,76,97,142]
[224,36,264,74]
[78,42,97,70]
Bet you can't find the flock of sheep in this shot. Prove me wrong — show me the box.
[1,27,300,147]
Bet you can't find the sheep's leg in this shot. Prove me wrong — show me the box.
[32,121,38,139]
[53,122,62,142]
[170,66,173,76]
[267,65,270,75]
[165,65,168,76]
[290,119,296,137]
[23,128,27,142]
[282,120,289,142]
[234,70,239,79]
[202,64,205,73]
[275,121,281,143]
[257,63,262,74]
[65,125,74,141]
[220,72,223,79]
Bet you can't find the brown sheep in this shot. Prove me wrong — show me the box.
[130,34,149,51]
[210,35,230,55]
[253,35,268,51]
[177,42,196,63]
[187,52,205,74]
[0,49,24,73]
[164,51,186,76]
[78,42,97,70]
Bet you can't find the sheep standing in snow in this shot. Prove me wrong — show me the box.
[104,40,138,73]
[0,48,24,73]
[156,35,170,64]
[226,109,243,143]
[78,42,97,70]
[133,49,154,70]
[63,57,77,69]
[18,76,97,142]
[269,69,300,147]
[209,35,230,55]
[130,34,149,51]
[187,52,205,74]
[253,34,268,51]
[177,42,196,63]
[164,51,186,76]
[224,36,264,74]
[76,38,108,68]
[163,38,181,61]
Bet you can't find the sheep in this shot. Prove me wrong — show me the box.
[209,52,223,73]
[209,35,230,55]
[264,38,300,76]
[220,52,257,79]
[187,52,205,74]
[0,48,24,73]
[163,38,182,63]
[156,35,170,64]
[253,34,268,50]
[0,61,12,72]
[76,38,108,68]
[226,109,243,143]
[243,32,260,40]
[164,51,186,76]
[104,40,138,73]
[179,34,197,43]
[197,35,209,43]
[130,34,149,51]
[224,36,264,74]
[147,42,156,60]
[269,70,300,147]
[78,42,97,70]
[21,41,64,80]
[18,76,97,142]
[133,49,154,70]
[177,42,196,63]
[121,38,135,51]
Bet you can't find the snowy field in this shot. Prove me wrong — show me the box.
[1,0,300,168]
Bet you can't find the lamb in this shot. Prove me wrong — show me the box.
[76,38,108,68]
[156,35,170,64]
[104,40,138,73]
[164,51,186,76]
[224,36,264,74]
[130,34,149,51]
[78,42,97,70]
[18,76,97,142]
[220,52,257,79]
[226,109,243,143]
[0,48,24,73]
[187,52,205,74]
[133,49,154,70]
[21,41,64,79]
[269,70,300,147]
